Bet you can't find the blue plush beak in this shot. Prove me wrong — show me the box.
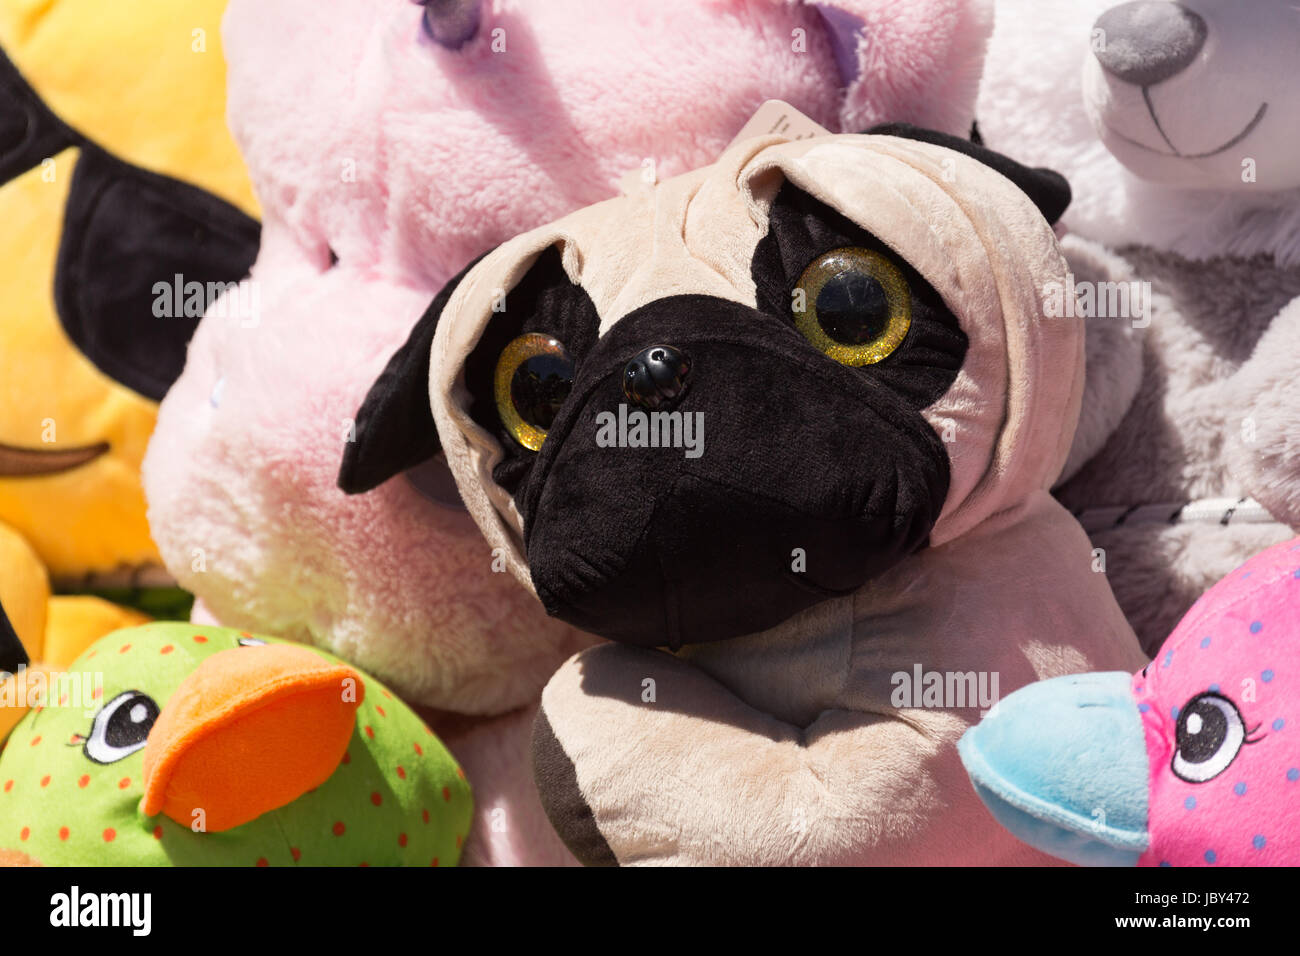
[957,671,1151,866]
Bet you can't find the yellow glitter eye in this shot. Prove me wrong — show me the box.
[494,333,575,452]
[792,247,911,366]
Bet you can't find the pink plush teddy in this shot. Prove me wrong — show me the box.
[962,536,1300,866]
[143,0,993,865]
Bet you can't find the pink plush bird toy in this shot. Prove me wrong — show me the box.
[961,536,1300,866]
[143,0,994,865]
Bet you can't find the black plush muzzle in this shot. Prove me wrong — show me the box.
[520,294,950,648]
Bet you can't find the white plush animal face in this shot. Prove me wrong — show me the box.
[1082,0,1300,190]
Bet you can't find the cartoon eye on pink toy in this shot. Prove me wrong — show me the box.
[960,537,1300,866]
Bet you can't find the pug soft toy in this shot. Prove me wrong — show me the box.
[344,126,1148,864]
[976,0,1300,654]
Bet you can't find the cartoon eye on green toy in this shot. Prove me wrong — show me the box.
[0,623,472,866]
[81,690,159,764]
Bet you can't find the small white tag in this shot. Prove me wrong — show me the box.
[726,99,830,149]
[618,161,657,197]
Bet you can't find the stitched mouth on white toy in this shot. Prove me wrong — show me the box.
[1104,94,1268,160]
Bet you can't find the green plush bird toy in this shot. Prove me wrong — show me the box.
[0,622,472,865]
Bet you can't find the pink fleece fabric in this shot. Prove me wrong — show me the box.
[1135,537,1300,866]
[143,0,992,865]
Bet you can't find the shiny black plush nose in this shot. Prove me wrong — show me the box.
[1093,1,1207,87]
[622,345,691,410]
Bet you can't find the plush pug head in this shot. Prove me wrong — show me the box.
[343,127,1075,647]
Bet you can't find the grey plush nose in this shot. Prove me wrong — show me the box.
[1093,1,1207,86]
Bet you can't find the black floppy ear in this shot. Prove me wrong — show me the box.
[866,122,1072,226]
[55,146,261,401]
[0,598,28,675]
[338,254,486,495]
[0,46,79,187]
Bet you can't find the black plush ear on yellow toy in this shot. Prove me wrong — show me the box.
[54,146,261,401]
[0,48,260,401]
[0,599,27,675]
[0,47,72,183]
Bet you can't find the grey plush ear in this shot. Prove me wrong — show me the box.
[338,254,484,495]
[867,122,1073,225]
[0,598,28,675]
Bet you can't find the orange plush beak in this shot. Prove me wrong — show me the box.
[141,644,363,832]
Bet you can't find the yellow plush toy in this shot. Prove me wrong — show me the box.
[0,0,259,712]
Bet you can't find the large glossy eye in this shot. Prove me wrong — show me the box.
[792,247,911,366]
[84,690,160,764]
[1172,692,1245,783]
[494,333,575,452]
